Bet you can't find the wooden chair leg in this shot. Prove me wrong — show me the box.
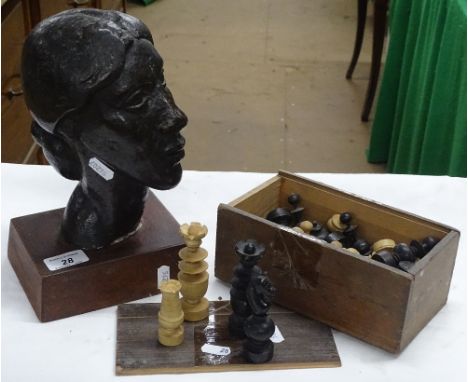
[361,0,389,122]
[346,0,368,79]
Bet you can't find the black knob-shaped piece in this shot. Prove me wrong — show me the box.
[287,193,301,208]
[339,212,352,225]
[410,240,426,259]
[325,231,345,244]
[422,236,439,253]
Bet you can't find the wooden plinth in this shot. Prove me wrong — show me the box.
[116,301,341,375]
[7,192,184,322]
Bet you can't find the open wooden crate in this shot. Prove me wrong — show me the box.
[215,171,460,353]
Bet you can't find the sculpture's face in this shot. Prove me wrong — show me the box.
[81,39,187,190]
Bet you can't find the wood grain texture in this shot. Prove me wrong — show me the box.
[215,172,460,353]
[7,192,184,322]
[116,301,341,375]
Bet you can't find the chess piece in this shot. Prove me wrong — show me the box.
[330,240,343,248]
[158,279,184,346]
[292,226,304,233]
[229,240,264,338]
[345,247,360,255]
[243,274,276,364]
[353,238,371,255]
[341,224,358,247]
[309,221,329,241]
[178,222,209,321]
[393,243,416,262]
[22,9,187,249]
[299,220,313,234]
[266,208,292,226]
[327,213,349,232]
[371,250,398,267]
[398,261,414,272]
[288,193,304,225]
[410,236,439,259]
[372,239,396,254]
[339,212,352,225]
[325,231,345,244]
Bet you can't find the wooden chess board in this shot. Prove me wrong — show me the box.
[116,301,340,375]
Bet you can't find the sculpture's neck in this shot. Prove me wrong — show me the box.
[62,156,148,250]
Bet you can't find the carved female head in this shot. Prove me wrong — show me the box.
[22,8,187,190]
[22,9,187,249]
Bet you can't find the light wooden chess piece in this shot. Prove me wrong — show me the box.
[158,279,184,346]
[178,222,209,321]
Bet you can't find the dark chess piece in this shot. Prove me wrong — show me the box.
[339,212,352,225]
[229,240,264,338]
[398,261,414,273]
[243,274,276,364]
[341,224,358,248]
[371,250,398,267]
[353,238,371,255]
[393,243,416,262]
[288,193,304,226]
[22,9,187,249]
[266,208,292,226]
[325,231,345,244]
[308,221,329,241]
[410,236,439,259]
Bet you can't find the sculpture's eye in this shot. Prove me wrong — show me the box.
[123,84,153,111]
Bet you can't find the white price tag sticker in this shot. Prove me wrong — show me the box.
[270,325,285,343]
[43,250,89,271]
[88,157,114,181]
[157,265,170,288]
[201,344,231,356]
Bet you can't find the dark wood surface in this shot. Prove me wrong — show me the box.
[7,192,184,322]
[215,171,459,353]
[116,301,341,375]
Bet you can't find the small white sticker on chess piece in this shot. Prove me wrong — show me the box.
[201,344,231,356]
[270,325,285,343]
[157,265,170,288]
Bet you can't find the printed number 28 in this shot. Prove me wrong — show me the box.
[61,257,74,266]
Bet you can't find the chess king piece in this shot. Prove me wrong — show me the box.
[178,222,209,321]
[158,279,184,346]
[22,9,187,249]
[229,240,264,338]
[243,273,276,364]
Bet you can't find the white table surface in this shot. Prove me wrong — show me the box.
[1,163,466,382]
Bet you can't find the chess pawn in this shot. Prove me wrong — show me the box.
[326,212,350,232]
[243,274,276,364]
[229,240,264,338]
[158,279,184,346]
[299,220,313,234]
[178,222,209,321]
[372,238,396,254]
[266,207,292,226]
[292,226,304,233]
[288,193,304,226]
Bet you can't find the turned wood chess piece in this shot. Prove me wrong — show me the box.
[229,240,264,338]
[243,273,276,364]
[288,193,304,226]
[158,279,184,346]
[178,222,209,321]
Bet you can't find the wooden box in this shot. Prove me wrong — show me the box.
[215,171,460,353]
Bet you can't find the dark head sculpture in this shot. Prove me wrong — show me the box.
[22,9,187,249]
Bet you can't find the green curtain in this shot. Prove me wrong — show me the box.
[367,0,467,177]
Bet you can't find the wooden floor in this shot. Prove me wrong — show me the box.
[116,301,341,375]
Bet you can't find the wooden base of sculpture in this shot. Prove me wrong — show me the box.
[7,192,183,322]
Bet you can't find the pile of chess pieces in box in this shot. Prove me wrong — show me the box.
[158,222,276,364]
[266,193,440,273]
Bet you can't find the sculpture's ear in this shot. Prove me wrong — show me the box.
[31,121,82,180]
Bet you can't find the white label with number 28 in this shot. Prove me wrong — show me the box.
[43,250,89,271]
